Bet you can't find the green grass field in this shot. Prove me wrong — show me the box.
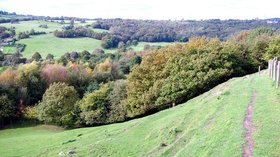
[0,71,279,157]
[129,42,172,51]
[2,45,17,54]
[17,34,171,58]
[92,28,109,33]
[0,21,64,33]
[17,34,109,58]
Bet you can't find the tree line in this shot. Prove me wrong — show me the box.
[1,27,280,128]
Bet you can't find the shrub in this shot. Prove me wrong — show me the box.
[37,82,79,127]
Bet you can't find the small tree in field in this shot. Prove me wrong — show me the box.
[46,54,54,60]
[37,82,79,127]
[32,52,42,61]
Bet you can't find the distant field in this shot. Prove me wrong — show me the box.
[18,34,108,58]
[16,33,171,58]
[0,21,64,33]
[0,14,30,20]
[17,34,171,58]
[0,72,279,157]
[0,20,102,33]
[0,20,172,58]
[92,28,109,33]
[3,46,17,54]
[129,42,172,51]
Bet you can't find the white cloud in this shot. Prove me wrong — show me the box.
[0,0,279,20]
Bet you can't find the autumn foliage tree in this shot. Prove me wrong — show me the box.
[42,64,68,85]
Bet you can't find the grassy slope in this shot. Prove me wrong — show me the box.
[0,71,279,157]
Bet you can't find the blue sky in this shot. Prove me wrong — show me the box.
[0,0,279,20]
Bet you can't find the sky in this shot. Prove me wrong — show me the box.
[0,0,279,20]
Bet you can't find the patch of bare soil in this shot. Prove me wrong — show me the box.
[243,90,257,157]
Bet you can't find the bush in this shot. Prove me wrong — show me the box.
[37,82,79,127]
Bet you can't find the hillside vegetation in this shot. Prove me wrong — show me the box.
[0,71,279,157]
[0,28,278,129]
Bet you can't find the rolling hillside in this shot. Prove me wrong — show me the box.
[0,71,279,157]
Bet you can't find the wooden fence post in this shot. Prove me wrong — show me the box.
[277,61,280,87]
[268,60,271,76]
[271,59,274,79]
[272,59,276,81]
[274,59,277,81]
[270,59,274,78]
[277,61,280,88]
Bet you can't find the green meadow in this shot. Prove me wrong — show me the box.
[18,34,105,58]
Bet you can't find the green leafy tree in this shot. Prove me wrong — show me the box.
[130,56,142,69]
[32,52,42,61]
[46,53,54,60]
[78,84,110,125]
[265,35,280,60]
[0,95,15,123]
[108,80,127,122]
[0,51,4,61]
[37,82,79,127]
